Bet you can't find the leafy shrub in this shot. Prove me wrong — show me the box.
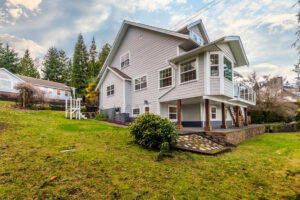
[95,112,108,121]
[129,113,178,151]
[250,111,286,124]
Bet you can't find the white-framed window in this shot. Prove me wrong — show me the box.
[211,106,217,119]
[180,59,196,83]
[210,54,219,76]
[168,106,177,121]
[135,75,147,91]
[190,31,203,45]
[120,52,130,68]
[48,88,53,95]
[65,90,68,96]
[57,89,61,95]
[159,67,172,88]
[107,85,114,96]
[0,74,12,89]
[224,57,233,81]
[132,108,140,117]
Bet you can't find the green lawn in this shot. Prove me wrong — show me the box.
[0,101,299,200]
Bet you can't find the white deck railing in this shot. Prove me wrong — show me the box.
[234,81,256,105]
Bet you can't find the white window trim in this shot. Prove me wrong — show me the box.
[132,107,140,117]
[210,53,220,77]
[158,66,174,89]
[134,74,148,91]
[178,57,198,85]
[168,105,177,122]
[106,84,115,97]
[211,106,217,120]
[120,51,130,69]
[143,105,151,114]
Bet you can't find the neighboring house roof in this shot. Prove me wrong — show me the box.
[16,75,70,90]
[109,67,131,80]
[169,36,249,67]
[97,20,191,80]
[0,68,24,82]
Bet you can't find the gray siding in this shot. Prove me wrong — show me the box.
[124,80,131,113]
[160,54,205,102]
[224,79,234,97]
[210,77,220,95]
[109,26,186,115]
[182,103,200,121]
[101,71,124,111]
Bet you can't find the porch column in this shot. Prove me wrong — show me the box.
[177,99,183,129]
[221,103,227,129]
[235,106,240,127]
[244,107,248,126]
[204,99,212,131]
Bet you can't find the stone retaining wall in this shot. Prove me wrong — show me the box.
[206,125,265,145]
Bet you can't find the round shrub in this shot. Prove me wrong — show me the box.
[129,113,178,151]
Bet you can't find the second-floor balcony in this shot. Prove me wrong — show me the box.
[233,81,256,105]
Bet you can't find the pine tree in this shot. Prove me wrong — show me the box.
[16,49,40,78]
[97,43,111,75]
[88,36,97,78]
[72,33,89,97]
[42,47,60,81]
[0,43,19,73]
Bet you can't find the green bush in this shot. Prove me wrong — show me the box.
[95,112,108,121]
[250,111,286,124]
[129,113,178,151]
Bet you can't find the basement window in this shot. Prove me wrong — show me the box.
[133,108,140,117]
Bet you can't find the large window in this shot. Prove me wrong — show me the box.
[168,106,177,121]
[57,90,61,95]
[159,68,172,88]
[0,74,11,89]
[65,90,68,96]
[107,85,114,96]
[211,106,217,119]
[210,54,219,76]
[120,52,130,68]
[224,57,232,81]
[180,59,196,83]
[135,76,147,91]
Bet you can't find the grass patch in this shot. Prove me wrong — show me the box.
[0,101,299,199]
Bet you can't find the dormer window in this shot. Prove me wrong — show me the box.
[120,52,130,68]
[190,31,203,46]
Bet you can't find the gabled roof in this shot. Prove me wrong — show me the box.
[16,75,71,90]
[169,36,249,67]
[0,68,24,82]
[109,67,131,80]
[96,66,131,89]
[177,19,210,44]
[97,20,190,79]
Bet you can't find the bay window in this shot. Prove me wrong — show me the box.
[210,54,219,76]
[224,57,233,81]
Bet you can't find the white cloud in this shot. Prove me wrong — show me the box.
[107,0,175,12]
[0,34,46,58]
[8,8,23,19]
[6,0,42,11]
[169,14,187,27]
[176,0,187,3]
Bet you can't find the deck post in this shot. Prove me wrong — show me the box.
[177,99,183,129]
[235,106,240,127]
[204,99,212,131]
[244,107,248,126]
[221,103,227,129]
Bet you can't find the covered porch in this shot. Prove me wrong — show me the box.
[159,96,249,130]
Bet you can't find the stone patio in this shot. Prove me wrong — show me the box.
[177,134,230,154]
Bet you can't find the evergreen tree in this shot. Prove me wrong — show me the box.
[0,43,19,73]
[88,36,98,78]
[96,43,111,75]
[16,49,40,78]
[72,33,89,97]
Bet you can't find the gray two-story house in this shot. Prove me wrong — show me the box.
[96,20,255,130]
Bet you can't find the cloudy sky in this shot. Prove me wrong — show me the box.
[0,0,299,82]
